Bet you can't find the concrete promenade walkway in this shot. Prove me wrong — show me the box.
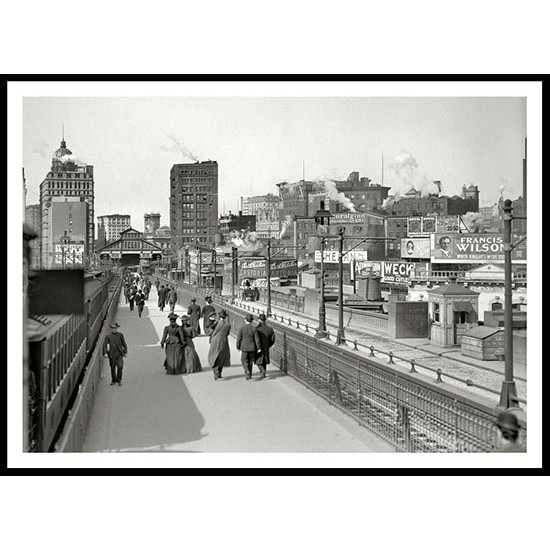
[83,287,394,453]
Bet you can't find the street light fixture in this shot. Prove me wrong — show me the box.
[498,199,526,410]
[313,201,332,339]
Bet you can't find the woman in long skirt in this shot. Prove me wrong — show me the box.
[160,313,186,375]
[180,315,203,373]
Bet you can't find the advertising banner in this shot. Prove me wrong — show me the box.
[401,238,431,259]
[381,262,416,285]
[407,216,436,236]
[431,233,527,263]
[314,249,369,264]
[239,259,298,279]
[436,215,460,233]
[54,243,85,265]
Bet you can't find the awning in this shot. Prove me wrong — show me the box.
[453,301,478,322]
[453,301,474,312]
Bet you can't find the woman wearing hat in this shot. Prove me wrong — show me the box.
[207,309,231,380]
[160,313,187,375]
[180,315,203,373]
[493,411,524,452]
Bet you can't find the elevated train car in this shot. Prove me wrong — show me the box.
[27,269,117,452]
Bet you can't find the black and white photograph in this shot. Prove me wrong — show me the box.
[9,80,542,471]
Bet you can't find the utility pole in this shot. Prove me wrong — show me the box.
[212,248,217,295]
[267,238,272,316]
[231,246,237,303]
[316,236,327,339]
[336,228,346,345]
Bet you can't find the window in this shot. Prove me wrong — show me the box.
[433,302,440,323]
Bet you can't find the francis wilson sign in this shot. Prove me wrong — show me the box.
[431,233,527,263]
[239,259,298,278]
[381,262,416,285]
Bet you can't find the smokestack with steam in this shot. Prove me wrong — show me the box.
[312,180,356,212]
[160,134,199,162]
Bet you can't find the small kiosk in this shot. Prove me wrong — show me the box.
[429,281,480,347]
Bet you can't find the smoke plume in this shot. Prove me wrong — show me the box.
[33,141,51,158]
[279,215,292,239]
[460,211,486,233]
[160,134,199,162]
[55,153,87,165]
[382,150,440,208]
[312,180,356,212]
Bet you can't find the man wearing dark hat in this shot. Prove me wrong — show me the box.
[236,313,261,380]
[187,297,202,335]
[494,411,524,452]
[255,313,276,379]
[201,296,216,334]
[208,309,231,380]
[102,322,128,386]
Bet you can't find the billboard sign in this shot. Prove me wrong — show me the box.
[381,262,416,285]
[436,215,460,233]
[401,238,431,259]
[314,249,369,264]
[54,243,85,266]
[431,233,527,263]
[239,259,298,279]
[407,216,437,236]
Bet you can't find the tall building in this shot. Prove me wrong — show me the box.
[25,204,41,269]
[39,137,95,268]
[144,212,161,235]
[170,160,218,251]
[240,194,280,239]
[97,214,131,247]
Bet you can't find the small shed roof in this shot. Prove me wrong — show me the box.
[462,326,503,340]
[429,283,479,296]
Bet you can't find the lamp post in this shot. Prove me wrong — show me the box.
[212,248,217,295]
[197,248,202,288]
[231,246,238,303]
[314,201,332,339]
[266,238,272,316]
[499,199,519,409]
[336,227,346,345]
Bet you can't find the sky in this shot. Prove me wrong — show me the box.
[22,94,526,235]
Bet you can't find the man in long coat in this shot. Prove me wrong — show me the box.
[236,313,261,380]
[167,286,178,314]
[187,297,202,335]
[102,322,128,386]
[255,313,276,379]
[207,310,231,380]
[201,296,216,334]
[157,285,167,311]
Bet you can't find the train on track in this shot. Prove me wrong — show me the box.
[26,269,119,452]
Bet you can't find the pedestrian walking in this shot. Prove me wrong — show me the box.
[180,315,203,373]
[236,313,261,380]
[160,313,187,375]
[102,322,128,386]
[207,309,231,380]
[135,289,146,318]
[255,313,276,379]
[187,297,202,335]
[167,286,178,314]
[201,296,216,333]
[204,311,218,336]
[158,284,167,311]
[143,281,150,300]
[128,285,137,311]
[493,411,524,452]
